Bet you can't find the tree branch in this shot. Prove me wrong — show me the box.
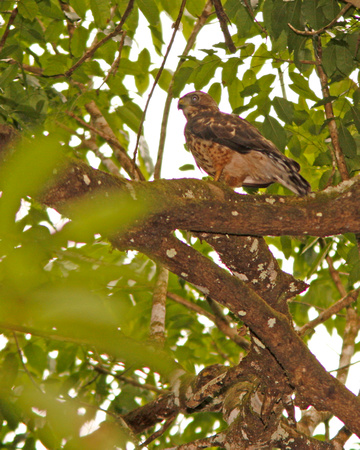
[167,291,251,350]
[298,289,359,337]
[40,160,360,238]
[154,0,213,179]
[211,0,236,53]
[0,7,18,53]
[314,36,350,181]
[149,265,169,345]
[133,0,187,165]
[288,3,352,36]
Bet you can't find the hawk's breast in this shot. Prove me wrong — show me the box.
[184,131,232,178]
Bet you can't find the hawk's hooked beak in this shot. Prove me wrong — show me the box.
[178,97,187,110]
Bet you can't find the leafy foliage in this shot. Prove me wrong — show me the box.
[0,0,360,448]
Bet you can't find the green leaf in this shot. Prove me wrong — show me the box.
[0,64,18,89]
[71,27,89,58]
[193,55,221,90]
[338,123,357,157]
[273,97,295,124]
[311,96,338,109]
[289,72,319,102]
[351,106,360,133]
[208,82,222,104]
[71,0,88,18]
[151,68,172,91]
[137,0,160,26]
[251,43,270,74]
[222,57,242,87]
[262,116,287,151]
[179,164,195,171]
[18,0,39,20]
[322,44,354,79]
[23,343,47,373]
[0,398,21,430]
[116,101,142,132]
[43,54,69,76]
[280,236,292,259]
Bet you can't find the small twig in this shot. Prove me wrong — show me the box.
[97,31,126,92]
[168,292,251,350]
[64,0,135,78]
[288,3,352,36]
[242,0,267,36]
[140,415,176,447]
[314,36,350,181]
[133,0,187,168]
[13,332,44,394]
[0,7,18,53]
[154,0,213,179]
[211,0,236,53]
[325,253,346,297]
[94,365,163,393]
[298,289,359,336]
[65,110,144,180]
[278,67,287,100]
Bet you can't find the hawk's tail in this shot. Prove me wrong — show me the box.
[267,152,311,196]
[276,170,311,196]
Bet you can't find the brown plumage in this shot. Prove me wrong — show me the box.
[178,91,311,196]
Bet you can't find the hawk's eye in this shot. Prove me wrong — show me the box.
[191,94,199,103]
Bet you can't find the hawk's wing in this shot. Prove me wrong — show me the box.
[186,110,301,172]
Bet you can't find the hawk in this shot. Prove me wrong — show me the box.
[178,91,311,196]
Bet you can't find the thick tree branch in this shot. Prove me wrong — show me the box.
[41,162,360,237]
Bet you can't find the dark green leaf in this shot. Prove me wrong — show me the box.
[273,97,295,124]
[289,72,319,102]
[338,123,357,157]
[179,164,195,171]
[262,115,287,151]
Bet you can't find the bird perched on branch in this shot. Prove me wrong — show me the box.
[178,91,311,196]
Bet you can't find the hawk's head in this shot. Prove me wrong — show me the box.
[178,91,219,119]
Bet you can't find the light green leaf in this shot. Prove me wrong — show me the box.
[23,343,47,373]
[208,82,222,104]
[137,0,160,26]
[90,0,109,29]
